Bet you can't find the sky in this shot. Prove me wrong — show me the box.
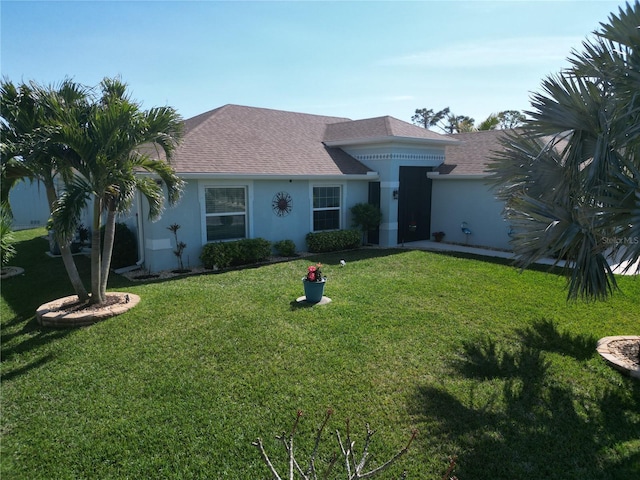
[0,0,628,126]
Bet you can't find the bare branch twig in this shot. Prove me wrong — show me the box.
[254,411,419,480]
[252,438,283,480]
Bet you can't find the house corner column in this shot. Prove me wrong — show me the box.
[378,181,399,247]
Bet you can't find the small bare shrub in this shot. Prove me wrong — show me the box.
[253,409,417,479]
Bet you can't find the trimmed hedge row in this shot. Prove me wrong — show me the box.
[200,238,271,269]
[200,230,362,269]
[306,229,361,253]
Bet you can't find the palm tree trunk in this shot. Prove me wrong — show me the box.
[45,183,89,302]
[90,196,105,304]
[99,208,117,302]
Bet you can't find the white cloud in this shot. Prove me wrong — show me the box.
[380,36,585,69]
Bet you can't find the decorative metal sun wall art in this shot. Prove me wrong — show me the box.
[272,191,293,217]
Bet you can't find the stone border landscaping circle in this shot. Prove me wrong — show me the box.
[37,292,140,327]
[596,336,640,380]
[1,266,24,279]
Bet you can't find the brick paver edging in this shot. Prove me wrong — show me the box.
[37,292,140,327]
[596,336,640,380]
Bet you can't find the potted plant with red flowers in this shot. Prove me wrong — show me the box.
[302,262,326,303]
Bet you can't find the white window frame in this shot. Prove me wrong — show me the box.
[311,184,343,232]
[202,185,248,242]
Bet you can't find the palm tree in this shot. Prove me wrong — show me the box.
[1,80,90,301]
[477,114,500,131]
[489,1,640,300]
[444,114,476,133]
[51,77,185,304]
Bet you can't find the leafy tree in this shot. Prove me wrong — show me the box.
[497,110,526,129]
[412,107,475,133]
[1,80,89,300]
[411,107,450,129]
[413,107,524,132]
[489,1,640,300]
[51,77,185,304]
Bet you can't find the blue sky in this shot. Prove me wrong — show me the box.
[1,0,626,125]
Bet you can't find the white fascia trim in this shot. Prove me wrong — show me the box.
[152,172,380,181]
[324,135,459,148]
[428,173,489,180]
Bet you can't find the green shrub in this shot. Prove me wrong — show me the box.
[201,242,232,269]
[305,229,361,253]
[200,238,271,269]
[350,202,382,245]
[0,203,16,267]
[350,203,382,231]
[101,222,138,269]
[273,239,297,257]
[237,238,271,265]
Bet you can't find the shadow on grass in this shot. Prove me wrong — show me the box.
[1,236,89,315]
[1,305,75,382]
[409,319,640,479]
[516,318,597,360]
[0,234,134,380]
[2,235,134,314]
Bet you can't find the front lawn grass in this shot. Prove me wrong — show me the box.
[2,228,639,479]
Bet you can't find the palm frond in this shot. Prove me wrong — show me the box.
[52,176,92,241]
[504,192,617,300]
[135,177,164,220]
[488,130,572,205]
[142,107,184,161]
[597,1,640,49]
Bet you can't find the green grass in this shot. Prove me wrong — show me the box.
[2,228,639,479]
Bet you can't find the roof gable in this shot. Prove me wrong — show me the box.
[324,115,455,145]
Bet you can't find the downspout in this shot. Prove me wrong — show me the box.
[135,189,145,266]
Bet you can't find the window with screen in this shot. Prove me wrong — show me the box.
[204,187,247,241]
[312,185,341,231]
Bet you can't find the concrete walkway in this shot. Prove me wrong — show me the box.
[399,240,639,276]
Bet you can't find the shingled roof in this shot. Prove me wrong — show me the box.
[168,105,369,176]
[437,129,511,176]
[324,115,454,145]
[165,104,454,176]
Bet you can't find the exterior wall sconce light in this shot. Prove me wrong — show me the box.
[393,189,399,200]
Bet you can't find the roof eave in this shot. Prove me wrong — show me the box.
[324,135,459,148]
[428,172,490,180]
[139,172,380,181]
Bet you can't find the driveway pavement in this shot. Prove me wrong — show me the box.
[401,241,639,276]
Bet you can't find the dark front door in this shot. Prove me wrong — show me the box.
[367,181,380,245]
[397,166,432,244]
